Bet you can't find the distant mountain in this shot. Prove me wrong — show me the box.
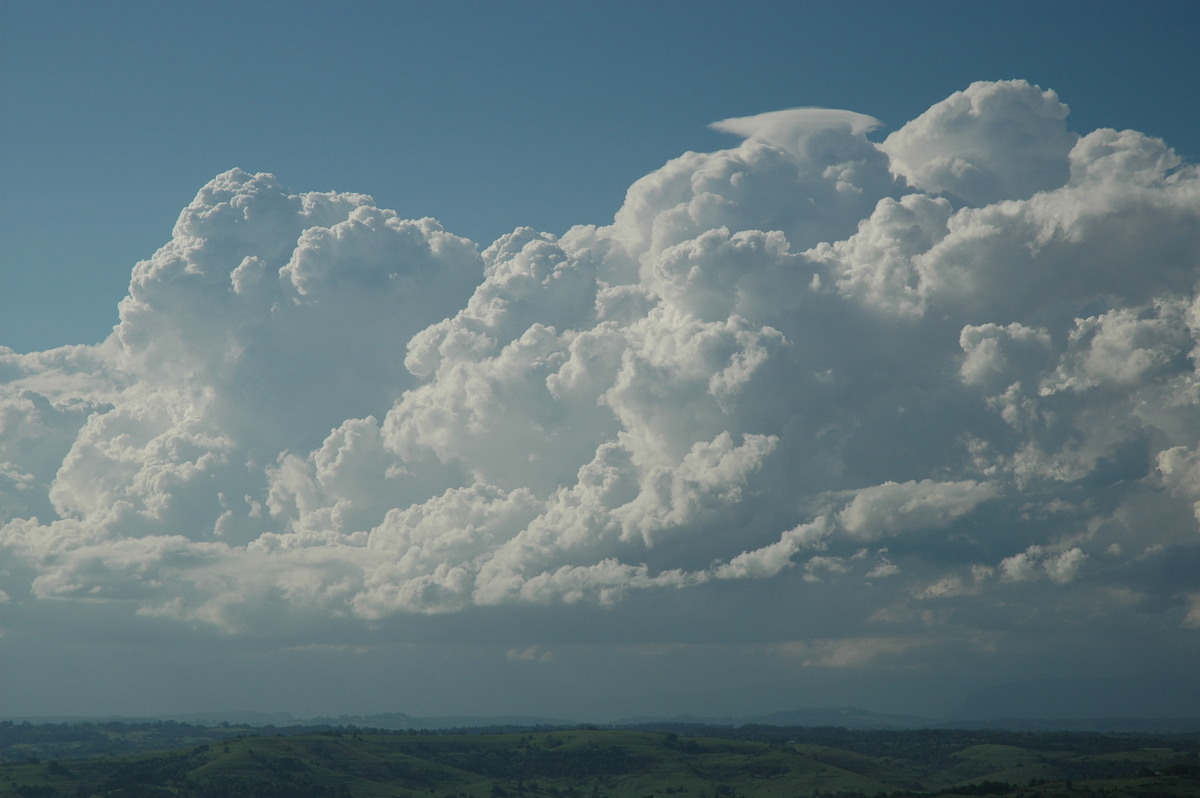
[616,706,926,730]
[612,706,1200,734]
[743,707,930,729]
[0,711,298,727]
[152,710,298,726]
[303,711,577,730]
[299,707,1200,734]
[8,702,1198,735]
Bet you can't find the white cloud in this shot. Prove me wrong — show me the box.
[710,108,882,143]
[712,519,830,580]
[1158,445,1200,523]
[837,480,996,540]
[811,193,953,318]
[1,81,1199,646]
[879,79,1075,205]
[507,645,554,662]
[1184,594,1200,629]
[999,545,1087,584]
[613,106,892,259]
[958,322,1053,392]
[865,557,899,579]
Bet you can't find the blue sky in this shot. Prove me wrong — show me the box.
[4,0,1198,353]
[2,1,1200,723]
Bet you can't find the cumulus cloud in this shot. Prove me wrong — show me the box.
[999,545,1087,584]
[879,79,1076,205]
[1185,594,1200,629]
[836,480,997,541]
[2,80,1200,652]
[507,645,554,662]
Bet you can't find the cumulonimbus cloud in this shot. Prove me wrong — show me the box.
[2,80,1199,635]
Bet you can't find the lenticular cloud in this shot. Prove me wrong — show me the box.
[3,80,1200,632]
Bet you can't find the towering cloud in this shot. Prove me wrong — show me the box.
[2,81,1199,651]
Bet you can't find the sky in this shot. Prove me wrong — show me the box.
[2,0,1200,723]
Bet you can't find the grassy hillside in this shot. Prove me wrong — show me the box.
[1,726,1197,797]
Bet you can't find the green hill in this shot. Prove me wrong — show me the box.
[1,726,1197,797]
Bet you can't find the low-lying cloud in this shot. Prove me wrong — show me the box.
[3,80,1200,649]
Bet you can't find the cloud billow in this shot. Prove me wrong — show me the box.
[3,80,1200,648]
